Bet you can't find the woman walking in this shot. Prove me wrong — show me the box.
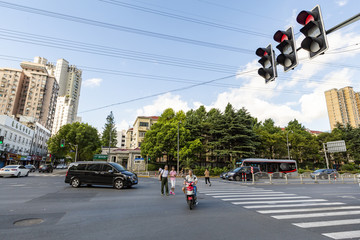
[160,165,169,196]
[169,166,177,195]
[204,168,211,186]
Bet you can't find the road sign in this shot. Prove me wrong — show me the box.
[93,154,108,160]
[326,140,346,153]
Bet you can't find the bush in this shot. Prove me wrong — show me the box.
[147,163,163,171]
[341,163,356,172]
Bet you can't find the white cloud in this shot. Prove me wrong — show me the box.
[83,78,103,87]
[136,93,190,116]
[116,120,131,131]
[336,0,348,6]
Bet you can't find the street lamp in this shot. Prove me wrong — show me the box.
[177,120,182,174]
[286,130,293,160]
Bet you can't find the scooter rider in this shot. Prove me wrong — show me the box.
[182,170,198,201]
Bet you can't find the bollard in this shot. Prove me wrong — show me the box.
[354,175,357,184]
[252,173,255,185]
[334,174,337,183]
[328,174,331,184]
[269,174,273,184]
[285,174,288,184]
[314,175,318,184]
[300,174,304,184]
[341,175,344,184]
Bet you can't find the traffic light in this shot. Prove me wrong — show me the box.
[296,5,328,59]
[255,44,277,83]
[0,136,4,145]
[60,139,65,148]
[273,27,298,72]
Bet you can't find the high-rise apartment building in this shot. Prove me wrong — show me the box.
[52,59,82,134]
[0,59,59,131]
[128,116,158,149]
[325,86,360,130]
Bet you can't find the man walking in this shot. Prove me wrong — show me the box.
[160,165,169,196]
[204,168,211,186]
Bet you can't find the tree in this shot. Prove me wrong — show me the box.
[101,111,117,147]
[48,122,101,162]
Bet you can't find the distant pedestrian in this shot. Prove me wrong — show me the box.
[204,168,211,186]
[169,166,177,195]
[160,165,169,196]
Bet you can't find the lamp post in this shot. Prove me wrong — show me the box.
[177,120,181,174]
[108,126,112,162]
[286,130,293,160]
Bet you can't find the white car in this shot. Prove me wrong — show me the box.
[0,165,30,177]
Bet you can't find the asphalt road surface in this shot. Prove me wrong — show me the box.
[1,173,360,240]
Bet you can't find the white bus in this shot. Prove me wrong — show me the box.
[236,158,298,177]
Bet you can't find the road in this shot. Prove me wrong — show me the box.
[1,173,360,240]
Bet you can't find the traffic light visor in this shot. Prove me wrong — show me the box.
[256,48,269,57]
[297,10,317,25]
[273,30,288,43]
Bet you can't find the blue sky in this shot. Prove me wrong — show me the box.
[0,0,359,132]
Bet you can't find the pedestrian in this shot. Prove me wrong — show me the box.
[160,165,169,196]
[169,166,177,195]
[204,168,211,186]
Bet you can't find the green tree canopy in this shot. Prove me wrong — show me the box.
[101,111,117,147]
[48,122,101,162]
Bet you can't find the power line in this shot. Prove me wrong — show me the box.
[99,0,271,38]
[0,1,253,54]
[0,28,239,74]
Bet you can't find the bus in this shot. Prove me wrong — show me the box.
[236,158,298,177]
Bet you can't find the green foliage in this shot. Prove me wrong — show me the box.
[101,111,117,147]
[48,122,101,162]
[193,166,229,176]
[341,163,357,171]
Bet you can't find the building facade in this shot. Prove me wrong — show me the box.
[129,116,158,149]
[116,130,126,149]
[0,59,59,131]
[325,87,360,130]
[52,59,82,134]
[0,115,34,167]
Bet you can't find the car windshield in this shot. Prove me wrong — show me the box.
[314,169,325,173]
[109,162,126,171]
[233,167,242,172]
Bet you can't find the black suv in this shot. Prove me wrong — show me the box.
[226,166,260,181]
[65,161,138,189]
[39,164,53,173]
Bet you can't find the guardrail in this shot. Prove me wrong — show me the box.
[227,172,360,185]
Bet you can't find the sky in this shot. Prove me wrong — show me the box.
[0,0,359,133]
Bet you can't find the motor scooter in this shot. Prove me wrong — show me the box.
[185,181,197,210]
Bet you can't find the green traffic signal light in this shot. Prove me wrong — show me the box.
[0,136,4,145]
[60,139,65,148]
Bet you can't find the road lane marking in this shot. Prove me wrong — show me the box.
[322,230,360,239]
[212,194,296,198]
[205,191,284,195]
[199,189,273,193]
[232,199,327,205]
[243,202,344,209]
[222,196,310,201]
[258,206,360,214]
[293,218,360,228]
[272,210,360,219]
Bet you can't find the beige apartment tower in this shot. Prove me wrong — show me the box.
[325,86,360,130]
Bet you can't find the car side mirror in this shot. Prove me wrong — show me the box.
[108,170,113,173]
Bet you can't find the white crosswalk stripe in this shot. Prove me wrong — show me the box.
[199,185,360,239]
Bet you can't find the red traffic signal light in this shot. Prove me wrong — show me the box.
[256,44,277,83]
[273,27,298,72]
[296,5,328,58]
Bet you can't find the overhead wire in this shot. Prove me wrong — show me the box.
[98,0,271,38]
[0,1,253,54]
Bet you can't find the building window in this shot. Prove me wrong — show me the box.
[139,131,146,138]
[139,122,149,127]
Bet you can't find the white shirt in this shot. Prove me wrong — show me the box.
[161,170,169,177]
[185,175,197,183]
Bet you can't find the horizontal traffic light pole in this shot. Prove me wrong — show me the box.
[295,12,360,52]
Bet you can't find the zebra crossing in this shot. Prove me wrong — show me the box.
[199,185,360,239]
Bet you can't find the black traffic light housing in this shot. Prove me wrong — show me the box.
[256,44,277,83]
[273,27,298,72]
[297,5,328,59]
[60,139,65,148]
[0,136,4,145]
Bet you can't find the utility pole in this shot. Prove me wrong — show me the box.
[108,126,112,162]
[177,121,181,174]
[286,130,293,160]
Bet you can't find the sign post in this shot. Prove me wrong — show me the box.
[323,140,346,169]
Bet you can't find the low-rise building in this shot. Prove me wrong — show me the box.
[0,115,34,167]
[101,147,144,171]
[128,116,158,149]
[116,130,126,149]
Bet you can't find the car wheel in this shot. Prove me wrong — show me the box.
[71,178,81,188]
[17,172,21,178]
[114,179,124,189]
[235,176,241,181]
